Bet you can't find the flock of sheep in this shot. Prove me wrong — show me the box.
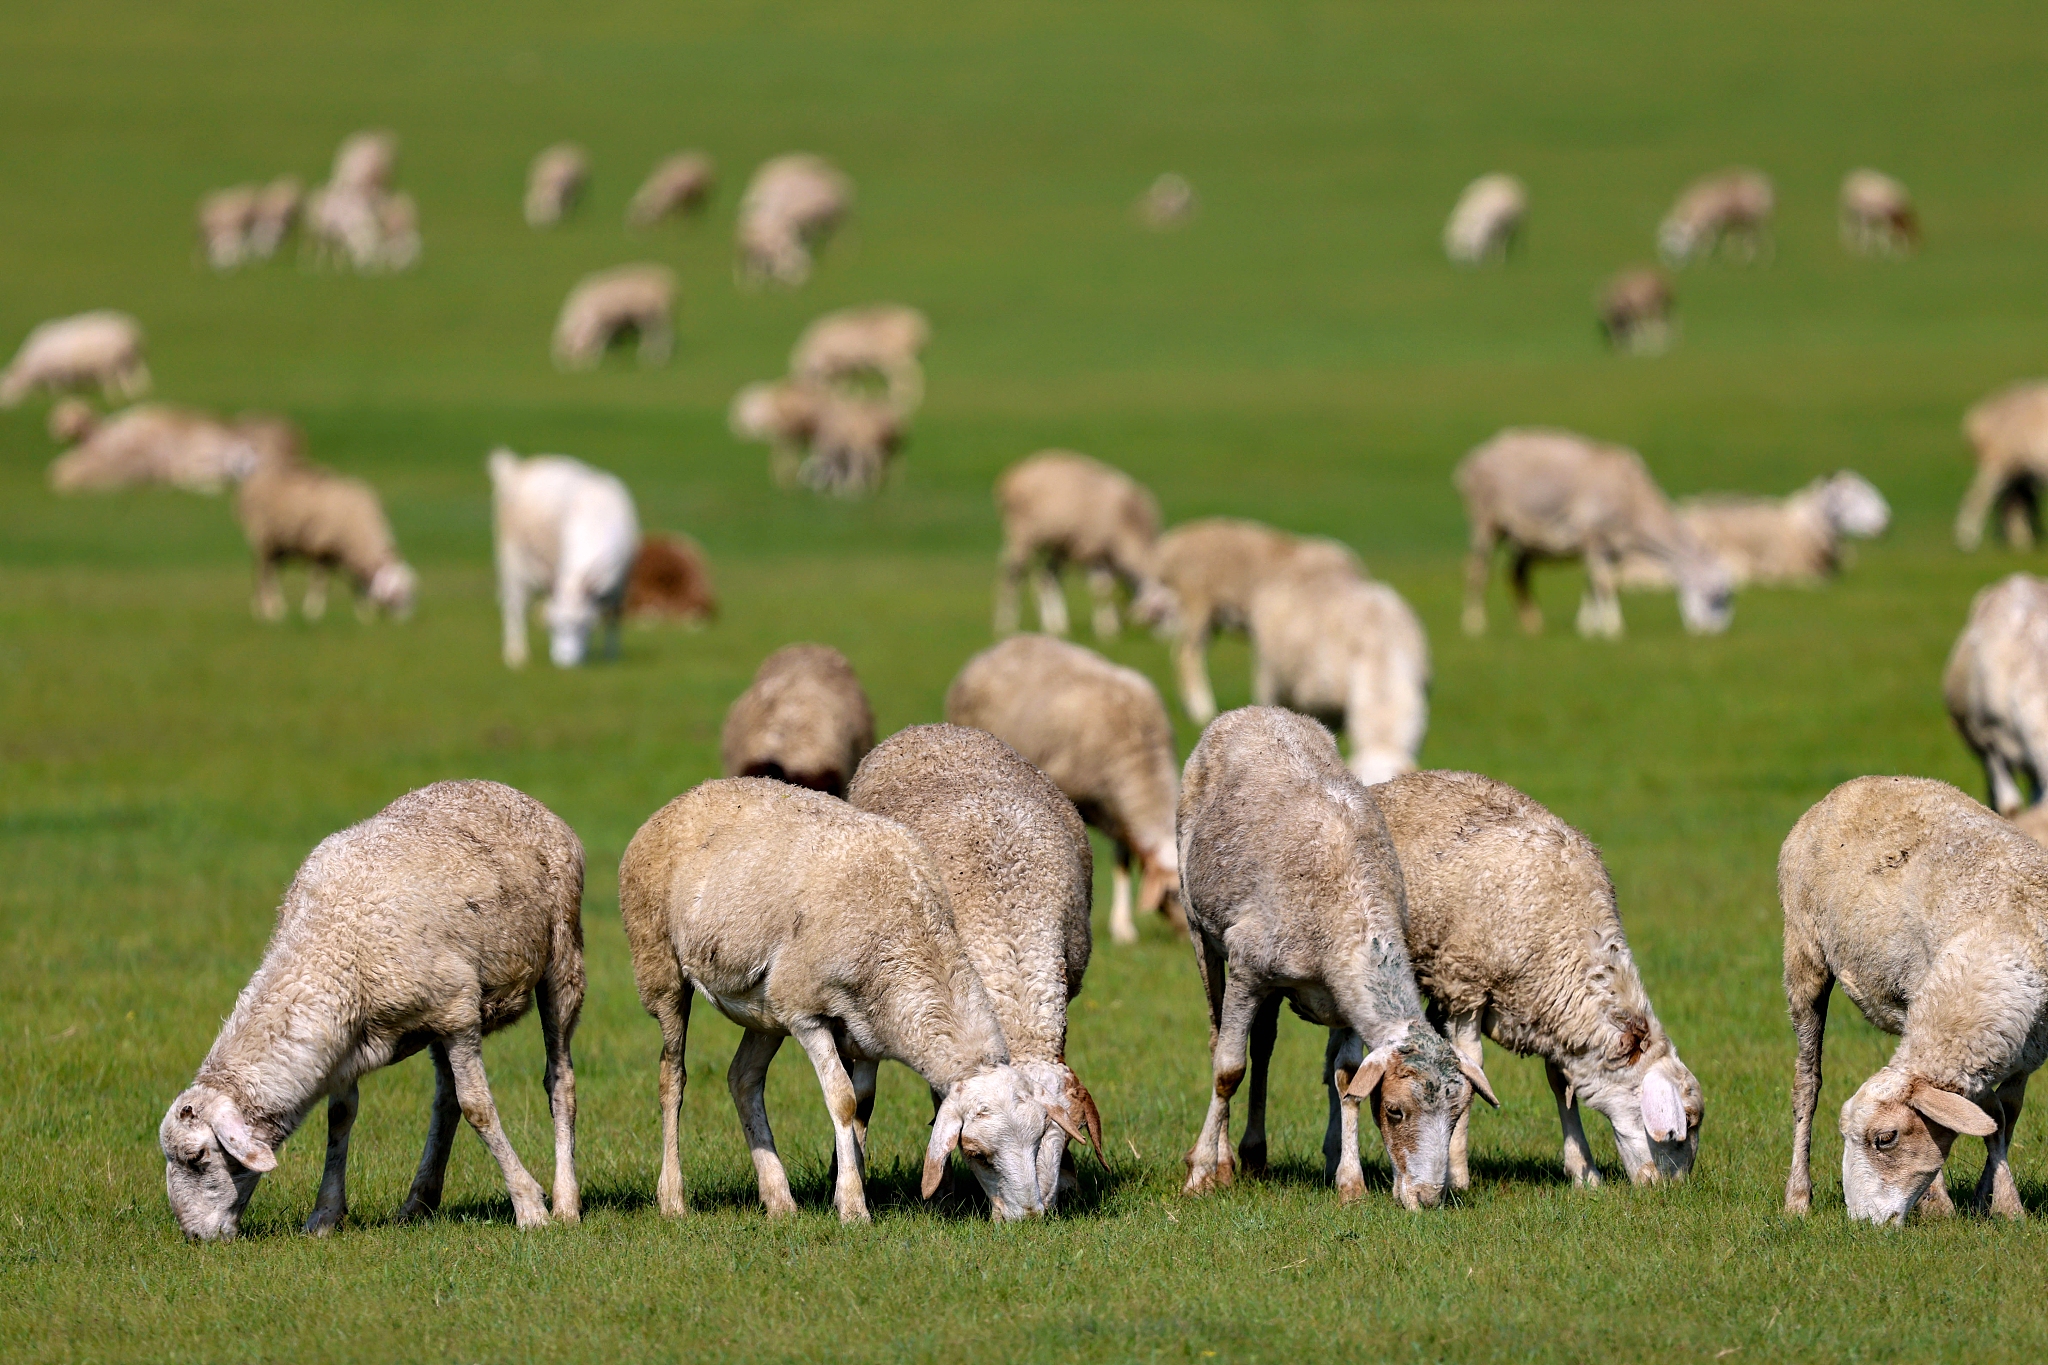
[12,129,2048,1237]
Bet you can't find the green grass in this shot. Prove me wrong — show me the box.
[4,0,2047,1358]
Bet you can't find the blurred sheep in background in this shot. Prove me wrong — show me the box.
[553,264,675,369]
[525,143,588,227]
[627,152,715,228]
[1658,168,1773,266]
[736,153,852,286]
[0,311,149,407]
[1443,173,1526,265]
[1840,169,1918,257]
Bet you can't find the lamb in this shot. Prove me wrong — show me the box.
[1137,173,1197,229]
[1616,471,1891,588]
[489,448,639,668]
[1130,517,1362,724]
[619,778,1086,1222]
[1955,380,2048,551]
[1658,167,1774,266]
[524,143,588,227]
[790,304,930,411]
[846,724,1105,1205]
[993,451,1161,640]
[1943,574,2048,817]
[719,643,875,797]
[946,634,1183,945]
[198,185,259,270]
[552,264,675,370]
[735,153,853,286]
[1372,770,1704,1189]
[1443,173,1526,265]
[1177,707,1497,1209]
[158,780,585,1240]
[1781,775,2038,1224]
[1247,568,1430,786]
[1457,427,1734,639]
[47,402,292,495]
[234,444,415,622]
[0,311,149,407]
[623,532,718,625]
[626,151,716,228]
[1841,169,1918,257]
[1598,267,1676,355]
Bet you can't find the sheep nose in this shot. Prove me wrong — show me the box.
[1407,1181,1445,1209]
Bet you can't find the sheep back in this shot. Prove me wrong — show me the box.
[720,644,875,797]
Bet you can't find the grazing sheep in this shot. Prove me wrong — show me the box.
[159,780,585,1240]
[1248,569,1430,786]
[1138,173,1196,229]
[728,378,823,489]
[1598,267,1676,355]
[736,153,853,286]
[198,185,260,270]
[1130,518,1363,724]
[719,644,875,797]
[235,446,416,622]
[790,304,930,411]
[525,143,588,227]
[847,724,1105,1204]
[1373,770,1704,1189]
[1956,380,2048,551]
[1782,776,2037,1224]
[626,151,716,228]
[1177,707,1497,1208]
[488,449,639,667]
[552,264,675,370]
[1944,574,2048,817]
[47,402,292,495]
[248,177,303,260]
[1443,173,1527,265]
[0,311,149,407]
[801,392,905,496]
[993,451,1161,640]
[1457,427,1734,639]
[619,778,1084,1222]
[946,634,1183,945]
[1658,167,1774,266]
[1841,169,1918,257]
[305,182,416,273]
[1617,471,1891,588]
[624,532,717,625]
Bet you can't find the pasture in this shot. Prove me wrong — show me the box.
[4,0,2046,1358]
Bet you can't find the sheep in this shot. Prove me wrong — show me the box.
[552,264,675,370]
[1457,427,1734,639]
[1177,707,1497,1208]
[1371,770,1704,1189]
[305,182,416,273]
[800,392,905,496]
[159,780,585,1240]
[1616,471,1891,589]
[729,378,823,489]
[790,304,930,411]
[619,778,1086,1223]
[993,451,1161,640]
[736,153,853,286]
[1443,173,1526,265]
[198,185,259,270]
[525,143,588,227]
[623,531,717,625]
[1658,167,1774,266]
[1841,169,1918,257]
[1138,173,1196,229]
[719,643,875,797]
[946,634,1183,946]
[1943,574,2048,817]
[1955,380,2048,551]
[248,177,303,260]
[489,448,639,668]
[1130,517,1363,724]
[235,445,416,622]
[846,723,1105,1204]
[626,151,716,228]
[0,311,149,407]
[1598,267,1676,355]
[1781,775,2040,1224]
[1247,568,1430,786]
[47,402,293,495]
[330,130,397,194]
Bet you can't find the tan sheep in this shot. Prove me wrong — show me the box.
[1597,267,1676,355]
[249,177,303,260]
[736,153,853,286]
[47,403,293,495]
[626,151,716,228]
[993,450,1161,640]
[1617,471,1891,588]
[800,392,905,497]
[552,264,675,369]
[525,143,589,227]
[719,644,875,797]
[790,304,930,411]
[235,447,415,621]
[1841,169,1918,257]
[1443,173,1526,265]
[946,634,1183,945]
[728,378,823,489]
[1658,167,1774,266]
[0,311,149,407]
[1944,574,2048,816]
[1955,380,2048,551]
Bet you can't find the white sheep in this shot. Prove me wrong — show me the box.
[1597,267,1676,355]
[47,402,287,495]
[1177,707,1497,1209]
[1658,167,1774,266]
[0,311,149,407]
[736,153,853,286]
[159,780,585,1239]
[551,264,675,370]
[1955,380,2048,551]
[626,151,716,228]
[1841,169,1918,257]
[790,304,930,411]
[1944,574,2048,816]
[993,450,1161,639]
[720,643,876,797]
[525,143,588,227]
[235,444,416,621]
[1782,776,2034,1224]
[619,778,1086,1222]
[1617,471,1891,589]
[489,448,639,668]
[1443,173,1526,265]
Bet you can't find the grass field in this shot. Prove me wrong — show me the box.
[6,1,2048,1359]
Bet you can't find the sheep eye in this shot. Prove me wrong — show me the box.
[1873,1130,1898,1152]
[1384,1107,1405,1124]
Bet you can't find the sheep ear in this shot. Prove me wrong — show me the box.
[1459,1057,1500,1110]
[1909,1083,1998,1138]
[211,1102,277,1173]
[1641,1067,1688,1142]
[1343,1045,1398,1102]
[1044,1100,1089,1149]
[921,1097,964,1199]
[1065,1069,1106,1164]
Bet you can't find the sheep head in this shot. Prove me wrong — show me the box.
[1013,1060,1105,1209]
[1344,1025,1495,1210]
[1840,1070,1996,1226]
[1674,553,1735,635]
[160,1084,275,1241]
[1819,472,1891,540]
[923,1066,1056,1222]
[1603,1051,1705,1185]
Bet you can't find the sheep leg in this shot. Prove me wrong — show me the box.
[1784,958,1831,1214]
[537,965,583,1224]
[1545,1060,1601,1188]
[727,1029,797,1217]
[1986,753,2024,817]
[1087,567,1121,639]
[1954,462,2008,551]
[253,554,286,622]
[1577,552,1622,639]
[1174,628,1218,724]
[1031,566,1070,636]
[1444,1011,1485,1192]
[652,990,694,1217]
[1236,993,1284,1178]
[303,1082,359,1235]
[1510,550,1543,635]
[1975,1075,2028,1219]
[1109,844,1138,945]
[993,546,1029,635]
[444,1032,551,1229]
[396,1043,461,1221]
[499,566,531,668]
[639,316,674,366]
[1461,534,1495,637]
[790,1023,871,1225]
[826,1053,880,1190]
[1323,1028,1367,1204]
[1184,967,1263,1197]
[301,564,329,620]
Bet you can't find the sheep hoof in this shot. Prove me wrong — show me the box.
[393,1196,436,1224]
[1335,1176,1365,1206]
[303,1206,345,1236]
